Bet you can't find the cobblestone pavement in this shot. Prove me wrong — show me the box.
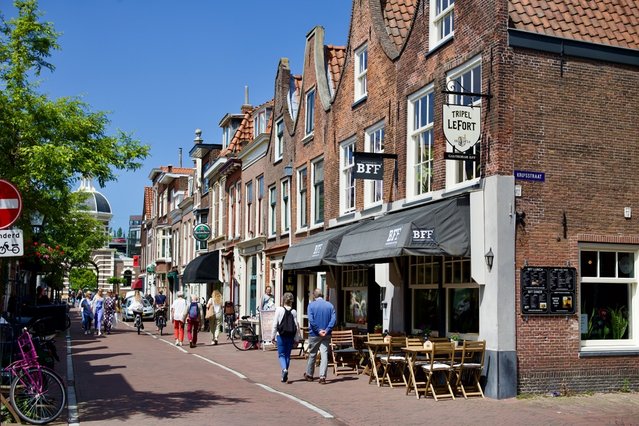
[37,308,639,426]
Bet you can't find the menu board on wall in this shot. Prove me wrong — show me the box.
[521,267,576,315]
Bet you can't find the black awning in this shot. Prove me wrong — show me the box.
[282,222,365,270]
[336,195,471,264]
[182,251,219,283]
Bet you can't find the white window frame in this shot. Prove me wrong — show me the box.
[228,185,235,238]
[234,181,241,238]
[305,88,316,137]
[211,183,219,237]
[445,55,481,190]
[268,185,277,237]
[297,167,308,231]
[429,0,455,49]
[275,119,284,162]
[579,244,638,352]
[253,108,270,137]
[280,178,290,235]
[354,43,368,102]
[257,175,264,236]
[245,180,253,238]
[407,84,435,200]
[339,138,356,215]
[311,158,324,227]
[364,121,385,208]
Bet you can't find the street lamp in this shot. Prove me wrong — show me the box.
[485,248,494,272]
[30,211,44,238]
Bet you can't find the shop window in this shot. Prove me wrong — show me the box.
[342,266,368,327]
[580,247,634,346]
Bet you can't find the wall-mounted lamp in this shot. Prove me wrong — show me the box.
[283,164,293,177]
[516,211,526,227]
[485,248,494,271]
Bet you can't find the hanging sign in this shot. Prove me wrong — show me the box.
[0,228,23,257]
[353,152,384,180]
[193,223,211,241]
[443,104,481,153]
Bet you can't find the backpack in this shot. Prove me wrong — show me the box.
[277,308,297,337]
[188,302,199,320]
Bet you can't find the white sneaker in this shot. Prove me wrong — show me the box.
[175,339,179,346]
[98,331,102,336]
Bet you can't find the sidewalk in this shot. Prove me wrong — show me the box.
[61,308,639,426]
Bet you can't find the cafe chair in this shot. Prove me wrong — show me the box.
[379,336,408,388]
[421,341,456,401]
[453,340,486,398]
[330,330,360,375]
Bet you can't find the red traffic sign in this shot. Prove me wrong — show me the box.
[0,179,22,229]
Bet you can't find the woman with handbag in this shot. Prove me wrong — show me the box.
[80,291,94,335]
[206,290,223,345]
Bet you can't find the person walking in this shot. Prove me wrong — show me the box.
[103,290,116,334]
[75,289,83,308]
[304,288,336,384]
[171,291,188,346]
[186,294,203,348]
[271,292,301,383]
[206,290,223,345]
[92,289,105,336]
[80,291,93,335]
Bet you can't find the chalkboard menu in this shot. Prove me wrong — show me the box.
[521,267,576,315]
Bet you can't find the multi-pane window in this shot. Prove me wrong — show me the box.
[409,256,478,338]
[268,186,277,237]
[340,139,356,215]
[342,266,369,327]
[253,108,271,137]
[407,85,435,198]
[430,0,455,48]
[228,185,236,238]
[580,247,635,346]
[275,119,284,161]
[245,181,253,237]
[202,162,210,195]
[446,56,481,187]
[281,179,290,234]
[297,167,308,229]
[354,44,368,101]
[305,88,315,136]
[211,183,219,236]
[158,228,172,259]
[234,182,241,238]
[312,158,324,225]
[257,176,264,236]
[364,122,384,207]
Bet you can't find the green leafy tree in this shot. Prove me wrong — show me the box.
[68,268,97,292]
[0,1,149,281]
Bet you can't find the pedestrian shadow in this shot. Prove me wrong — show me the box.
[77,387,250,422]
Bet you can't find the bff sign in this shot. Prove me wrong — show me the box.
[353,152,384,180]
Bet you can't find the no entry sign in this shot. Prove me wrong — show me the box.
[0,179,22,229]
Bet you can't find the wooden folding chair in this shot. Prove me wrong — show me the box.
[291,326,308,359]
[453,340,485,398]
[330,330,360,375]
[421,341,456,401]
[379,336,407,388]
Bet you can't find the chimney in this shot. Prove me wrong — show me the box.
[178,147,182,167]
[241,85,252,114]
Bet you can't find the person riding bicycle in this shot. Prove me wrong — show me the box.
[130,292,144,330]
[154,289,167,330]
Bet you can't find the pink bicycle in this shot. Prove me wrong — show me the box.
[1,328,66,424]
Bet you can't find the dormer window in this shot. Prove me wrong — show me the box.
[254,108,271,137]
[305,88,315,137]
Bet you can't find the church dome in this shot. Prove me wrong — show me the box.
[76,178,113,218]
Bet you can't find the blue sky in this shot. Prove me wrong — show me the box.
[21,0,351,233]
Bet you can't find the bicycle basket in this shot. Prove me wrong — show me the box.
[17,330,38,363]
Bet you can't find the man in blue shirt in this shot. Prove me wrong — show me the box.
[304,288,336,384]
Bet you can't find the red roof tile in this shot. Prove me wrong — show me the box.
[383,0,417,50]
[325,44,346,91]
[509,0,639,49]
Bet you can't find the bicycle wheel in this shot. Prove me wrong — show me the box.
[10,366,66,425]
[231,325,257,351]
[158,317,165,336]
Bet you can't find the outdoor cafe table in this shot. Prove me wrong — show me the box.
[402,344,464,399]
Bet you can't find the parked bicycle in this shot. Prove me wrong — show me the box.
[1,328,66,424]
[230,316,259,351]
[223,302,240,340]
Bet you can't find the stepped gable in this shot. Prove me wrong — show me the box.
[509,0,639,49]
[325,44,346,91]
[383,0,417,50]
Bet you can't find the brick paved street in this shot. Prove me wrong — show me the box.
[43,309,639,426]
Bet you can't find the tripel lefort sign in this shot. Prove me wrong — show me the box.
[442,104,481,153]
